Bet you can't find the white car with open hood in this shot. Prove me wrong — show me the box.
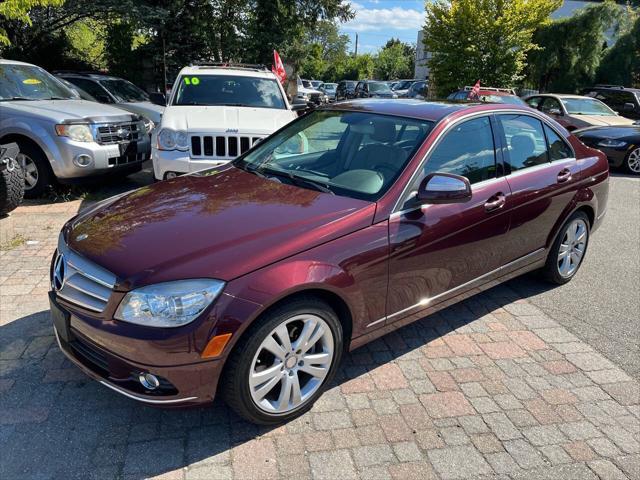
[152,64,306,181]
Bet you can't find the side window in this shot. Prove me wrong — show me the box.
[544,124,573,161]
[422,116,496,184]
[454,91,467,100]
[540,97,562,114]
[526,97,541,108]
[497,114,549,171]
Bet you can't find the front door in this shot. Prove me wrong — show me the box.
[494,113,581,267]
[386,115,511,323]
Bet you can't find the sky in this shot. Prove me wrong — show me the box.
[339,0,593,54]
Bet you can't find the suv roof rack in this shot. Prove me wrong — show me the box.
[191,63,269,72]
[463,85,515,94]
[592,84,625,89]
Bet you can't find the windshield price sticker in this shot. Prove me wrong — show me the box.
[23,79,42,85]
[183,77,200,86]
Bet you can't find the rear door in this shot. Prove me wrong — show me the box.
[495,113,580,270]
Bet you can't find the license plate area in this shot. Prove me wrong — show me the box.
[49,292,71,343]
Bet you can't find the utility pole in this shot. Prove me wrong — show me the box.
[355,33,358,56]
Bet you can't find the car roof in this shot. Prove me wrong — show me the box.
[57,72,122,81]
[178,65,278,79]
[0,59,37,67]
[588,86,640,93]
[325,99,529,122]
[532,93,594,99]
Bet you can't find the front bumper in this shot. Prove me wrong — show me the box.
[51,136,151,180]
[50,292,221,406]
[152,147,229,180]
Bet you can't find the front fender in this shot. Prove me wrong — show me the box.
[0,118,65,176]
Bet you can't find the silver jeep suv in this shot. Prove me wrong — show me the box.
[0,59,152,197]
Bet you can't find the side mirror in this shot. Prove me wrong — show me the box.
[417,173,472,204]
[549,108,563,116]
[149,92,167,106]
[623,102,635,112]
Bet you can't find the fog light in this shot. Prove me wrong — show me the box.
[139,372,160,390]
[73,154,93,168]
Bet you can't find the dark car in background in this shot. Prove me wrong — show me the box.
[575,125,640,174]
[582,85,640,120]
[336,80,357,101]
[49,99,608,425]
[56,72,164,125]
[391,79,417,97]
[404,80,428,99]
[353,80,397,99]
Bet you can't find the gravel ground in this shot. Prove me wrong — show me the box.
[509,173,640,380]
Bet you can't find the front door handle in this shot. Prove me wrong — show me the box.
[485,193,506,212]
[557,168,572,183]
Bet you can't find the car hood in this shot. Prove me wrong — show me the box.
[116,102,164,123]
[570,114,636,126]
[159,105,296,135]
[2,99,139,123]
[64,166,375,288]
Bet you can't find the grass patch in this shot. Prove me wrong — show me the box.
[0,234,26,251]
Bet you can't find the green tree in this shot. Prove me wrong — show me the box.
[526,1,624,92]
[0,0,64,46]
[375,39,415,80]
[423,0,560,96]
[596,16,640,87]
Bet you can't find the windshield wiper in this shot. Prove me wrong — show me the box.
[254,165,334,195]
[45,96,68,100]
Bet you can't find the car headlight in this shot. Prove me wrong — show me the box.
[597,139,627,148]
[157,128,177,150]
[115,279,225,328]
[175,130,189,151]
[55,124,94,142]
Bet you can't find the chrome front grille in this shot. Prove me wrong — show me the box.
[52,234,116,313]
[97,122,142,145]
[189,135,264,159]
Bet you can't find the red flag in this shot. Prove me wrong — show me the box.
[469,80,481,100]
[272,50,286,85]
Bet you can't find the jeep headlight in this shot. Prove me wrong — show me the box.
[55,124,94,142]
[115,279,225,328]
[157,128,188,151]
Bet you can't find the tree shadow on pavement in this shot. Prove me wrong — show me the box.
[0,280,559,479]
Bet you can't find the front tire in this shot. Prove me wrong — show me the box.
[624,147,640,175]
[541,211,590,285]
[16,142,52,198]
[221,297,343,425]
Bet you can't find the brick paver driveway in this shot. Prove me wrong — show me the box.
[1,196,638,480]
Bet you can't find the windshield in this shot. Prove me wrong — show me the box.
[302,80,313,88]
[394,80,414,90]
[323,83,337,92]
[369,82,391,93]
[233,110,433,201]
[479,94,527,106]
[100,78,149,102]
[174,75,286,109]
[561,98,616,116]
[0,63,74,101]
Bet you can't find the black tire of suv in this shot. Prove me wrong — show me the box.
[220,297,344,425]
[541,211,590,285]
[0,160,24,216]
[17,141,52,198]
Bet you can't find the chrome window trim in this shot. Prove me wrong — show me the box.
[366,248,544,328]
[502,156,577,181]
[391,108,576,214]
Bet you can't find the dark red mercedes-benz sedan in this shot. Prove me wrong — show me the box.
[49,100,609,424]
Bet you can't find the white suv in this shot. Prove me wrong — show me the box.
[152,64,304,180]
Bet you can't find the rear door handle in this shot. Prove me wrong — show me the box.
[485,193,506,212]
[557,168,572,183]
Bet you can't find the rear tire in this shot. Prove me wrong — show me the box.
[541,211,590,285]
[16,142,52,198]
[221,297,343,425]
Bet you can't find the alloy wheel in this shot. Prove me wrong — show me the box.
[627,147,640,174]
[249,314,334,414]
[557,218,588,278]
[17,153,38,190]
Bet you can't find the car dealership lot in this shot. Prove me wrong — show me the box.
[0,175,638,479]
